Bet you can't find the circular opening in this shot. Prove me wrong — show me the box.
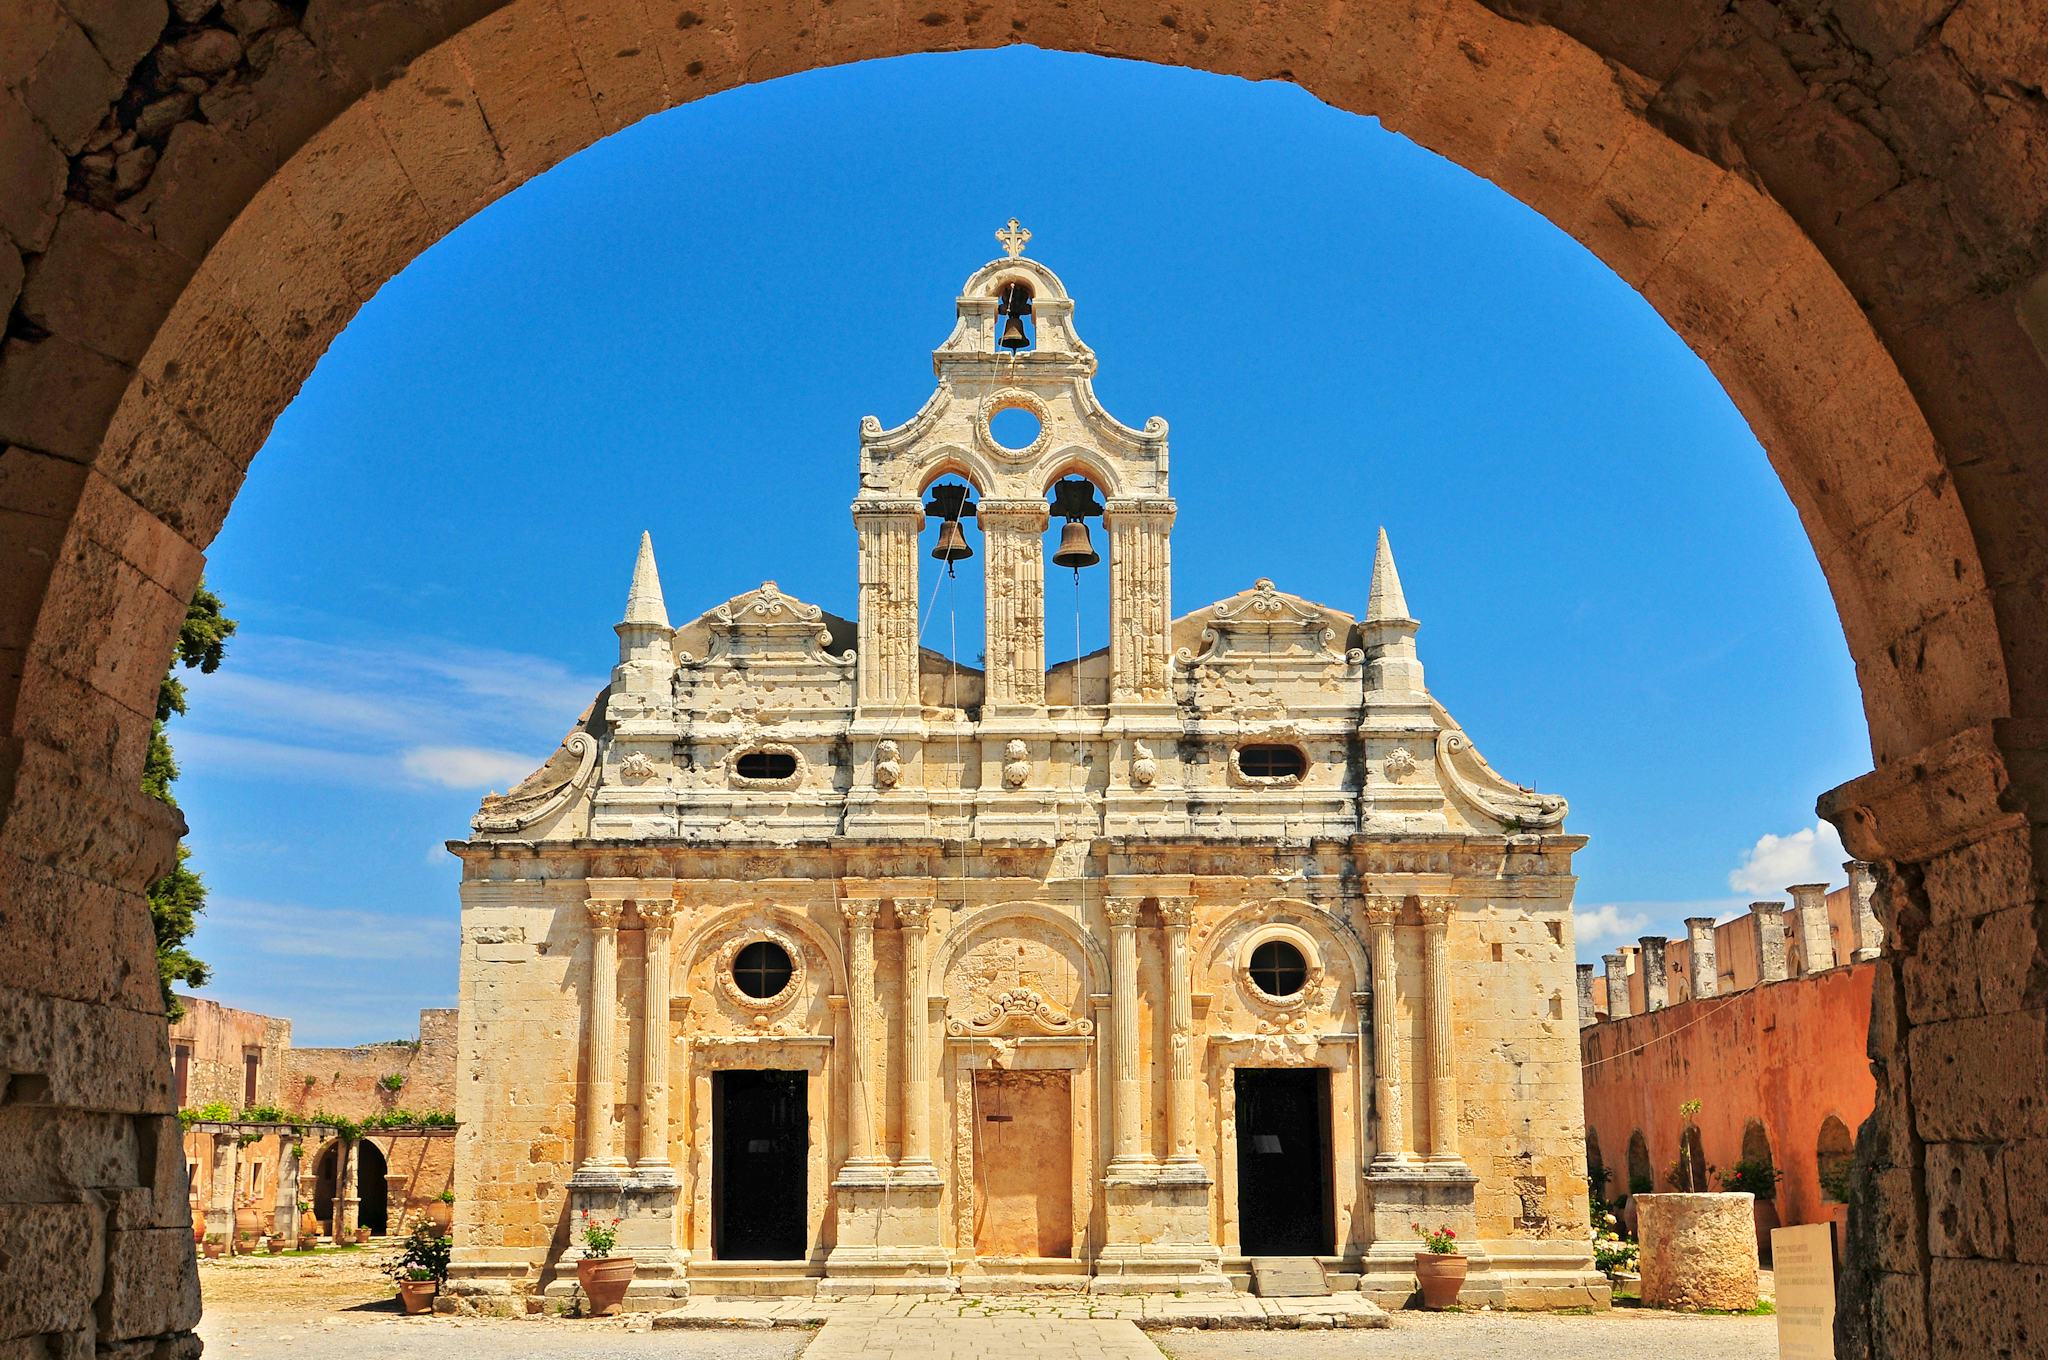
[1248,939,1309,998]
[1238,744,1307,780]
[735,749,799,781]
[988,405,1042,451]
[732,940,795,999]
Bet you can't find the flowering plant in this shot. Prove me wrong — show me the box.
[1413,1222,1459,1254]
[580,1212,622,1259]
[1590,1209,1638,1278]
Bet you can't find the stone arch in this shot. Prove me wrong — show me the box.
[1625,1129,1653,1199]
[912,447,999,498]
[1036,448,1125,501]
[1741,1117,1775,1174]
[1196,898,1372,996]
[1586,1126,1606,1198]
[1817,1113,1856,1203]
[1676,1123,1709,1192]
[674,902,848,999]
[929,901,1105,1009]
[3,3,2046,1355]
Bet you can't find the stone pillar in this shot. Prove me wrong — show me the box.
[1106,497,1175,705]
[896,899,936,1170]
[1789,883,1834,974]
[1846,861,1883,961]
[636,900,677,1180]
[1576,963,1596,1028]
[1638,935,1669,1011]
[1106,896,1145,1169]
[1419,897,1459,1160]
[979,499,1048,712]
[1684,918,1717,999]
[335,1138,358,1240]
[1363,896,1407,1160]
[273,1138,300,1243]
[207,1131,236,1246]
[1603,952,1632,1020]
[853,501,923,712]
[840,900,885,1171]
[1158,897,1201,1170]
[576,899,627,1174]
[1752,902,1789,982]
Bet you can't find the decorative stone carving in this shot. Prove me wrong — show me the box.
[473,732,597,833]
[1002,739,1031,788]
[619,751,657,783]
[714,925,807,1013]
[1383,747,1417,782]
[1129,740,1157,788]
[873,740,902,789]
[948,988,1094,1037]
[727,742,805,791]
[976,388,1053,462]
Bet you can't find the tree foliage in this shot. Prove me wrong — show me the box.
[147,580,236,1020]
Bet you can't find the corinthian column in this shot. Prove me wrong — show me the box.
[853,500,924,712]
[635,900,678,1181]
[1362,896,1407,1162]
[577,899,627,1174]
[896,899,937,1171]
[1419,896,1459,1161]
[1158,897,1201,1170]
[839,901,885,1171]
[979,499,1048,712]
[1105,896,1145,1169]
[1106,498,1175,705]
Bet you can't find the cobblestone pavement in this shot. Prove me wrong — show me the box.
[653,1290,1389,1330]
[1157,1309,1778,1360]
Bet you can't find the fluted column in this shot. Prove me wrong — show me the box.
[578,898,627,1173]
[853,500,923,711]
[1419,896,1459,1160]
[1362,896,1407,1161]
[1684,917,1718,998]
[1847,860,1884,960]
[1106,498,1175,705]
[840,900,885,1170]
[896,899,936,1170]
[1106,896,1145,1168]
[636,899,678,1181]
[979,499,1048,711]
[1158,897,1201,1170]
[1602,952,1632,1019]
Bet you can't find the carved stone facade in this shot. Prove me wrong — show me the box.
[448,241,1602,1309]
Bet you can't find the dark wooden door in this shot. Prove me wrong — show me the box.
[1235,1067,1333,1256]
[712,1069,808,1260]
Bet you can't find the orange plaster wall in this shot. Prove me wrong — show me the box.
[1580,959,1875,1230]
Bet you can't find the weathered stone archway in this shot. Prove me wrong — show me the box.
[3,2,2044,1355]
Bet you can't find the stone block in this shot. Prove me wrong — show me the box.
[1635,1193,1759,1311]
[97,1226,201,1340]
[0,335,134,464]
[557,0,669,133]
[1925,1141,2009,1260]
[94,378,247,546]
[1926,1258,2048,1359]
[361,45,508,229]
[20,208,193,367]
[0,88,69,251]
[26,527,187,722]
[1909,1008,2048,1142]
[0,984,175,1117]
[57,0,170,73]
[2005,1139,2048,1265]
[116,119,272,267]
[1870,1166,1926,1272]
[14,9,121,151]
[0,1202,101,1336]
[453,2,603,179]
[1872,1271,1931,1360]
[0,1106,137,1206]
[1902,916,1985,1023]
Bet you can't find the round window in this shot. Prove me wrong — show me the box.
[1248,939,1309,998]
[988,404,1042,451]
[732,940,795,999]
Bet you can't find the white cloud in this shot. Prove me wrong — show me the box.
[1574,903,1651,948]
[203,897,450,961]
[401,744,543,791]
[1729,819,1848,896]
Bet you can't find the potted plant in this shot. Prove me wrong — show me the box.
[202,1237,225,1259]
[1411,1222,1465,1309]
[1720,1156,1780,1259]
[354,1225,372,1244]
[266,1235,286,1255]
[387,1218,451,1316]
[298,1200,318,1244]
[574,1213,634,1317]
[427,1189,455,1234]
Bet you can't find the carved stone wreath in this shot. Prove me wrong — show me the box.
[726,741,805,791]
[975,388,1052,463]
[715,927,806,1013]
[1227,737,1307,789]
[1237,925,1326,1016]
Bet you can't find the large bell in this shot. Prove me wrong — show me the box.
[996,281,1033,352]
[998,313,1031,351]
[1051,518,1099,569]
[932,518,974,563]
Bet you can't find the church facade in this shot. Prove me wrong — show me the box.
[447,228,1604,1308]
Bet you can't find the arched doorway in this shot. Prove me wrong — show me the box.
[1585,1128,1606,1201]
[1818,1114,1855,1205]
[358,1141,389,1237]
[3,5,2046,1358]
[1625,1130,1653,1201]
[311,1142,338,1233]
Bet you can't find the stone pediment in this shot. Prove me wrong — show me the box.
[678,582,856,671]
[1173,580,1362,669]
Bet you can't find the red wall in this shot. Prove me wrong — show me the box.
[1580,959,1875,1230]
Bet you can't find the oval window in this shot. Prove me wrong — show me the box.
[1248,940,1309,999]
[732,940,795,999]
[735,750,799,781]
[1238,744,1307,780]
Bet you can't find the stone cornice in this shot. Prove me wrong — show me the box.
[1818,722,2024,864]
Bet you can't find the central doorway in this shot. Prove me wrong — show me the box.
[712,1069,808,1260]
[971,1069,1073,1258]
[1235,1067,1332,1256]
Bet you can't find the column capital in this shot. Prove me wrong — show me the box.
[1361,895,1403,927]
[637,899,681,929]
[852,497,925,523]
[840,899,881,928]
[978,498,1051,527]
[894,898,935,929]
[585,899,625,930]
[1104,897,1143,928]
[1156,897,1196,928]
[1417,896,1456,927]
[1104,496,1176,521]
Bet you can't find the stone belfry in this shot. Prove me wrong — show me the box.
[848,220,1176,838]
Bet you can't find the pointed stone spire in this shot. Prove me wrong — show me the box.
[1363,526,1423,694]
[1366,526,1413,625]
[622,531,670,630]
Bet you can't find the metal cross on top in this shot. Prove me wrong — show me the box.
[996,218,1031,258]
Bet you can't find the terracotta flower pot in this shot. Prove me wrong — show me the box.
[235,1204,263,1238]
[1414,1251,1467,1309]
[190,1207,205,1244]
[398,1280,438,1316]
[266,1239,285,1255]
[300,1211,318,1239]
[427,1201,454,1234]
[202,1240,225,1259]
[355,1226,371,1244]
[576,1255,636,1317]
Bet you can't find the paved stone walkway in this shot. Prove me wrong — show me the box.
[804,1317,1162,1360]
[652,1291,1391,1332]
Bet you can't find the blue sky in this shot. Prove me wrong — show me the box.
[173,49,1871,1044]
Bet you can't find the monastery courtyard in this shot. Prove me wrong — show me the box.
[193,1255,1773,1360]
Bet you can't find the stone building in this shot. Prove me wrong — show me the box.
[448,233,1602,1308]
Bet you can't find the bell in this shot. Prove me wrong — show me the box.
[998,313,1031,351]
[1051,518,1099,570]
[932,518,973,563]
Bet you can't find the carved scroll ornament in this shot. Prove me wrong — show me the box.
[947,988,1094,1038]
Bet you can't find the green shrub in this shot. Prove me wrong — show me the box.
[1720,1157,1779,1199]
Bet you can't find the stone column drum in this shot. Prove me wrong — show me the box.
[1636,1193,1760,1311]
[1602,952,1631,1020]
[1788,883,1834,974]
[1683,918,1717,998]
[1637,935,1669,1011]
[1752,902,1789,982]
